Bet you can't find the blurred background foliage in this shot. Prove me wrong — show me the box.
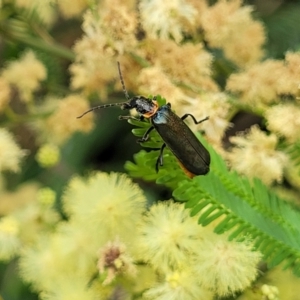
[1,0,300,299]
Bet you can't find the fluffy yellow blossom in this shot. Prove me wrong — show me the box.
[0,77,10,112]
[0,128,26,172]
[36,144,60,168]
[45,94,94,144]
[37,187,56,207]
[2,51,47,102]
[0,216,20,261]
[63,172,146,247]
[226,60,285,107]
[97,238,136,285]
[195,233,261,297]
[141,39,218,92]
[227,126,287,185]
[266,104,300,142]
[57,0,88,18]
[201,0,265,67]
[144,269,214,300]
[139,0,197,43]
[137,201,205,272]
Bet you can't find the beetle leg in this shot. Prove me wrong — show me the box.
[181,114,209,124]
[137,126,155,143]
[155,143,166,172]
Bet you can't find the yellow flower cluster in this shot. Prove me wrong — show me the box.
[19,173,261,299]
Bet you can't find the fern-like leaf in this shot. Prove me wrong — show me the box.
[125,117,300,276]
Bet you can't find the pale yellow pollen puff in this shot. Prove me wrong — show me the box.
[261,284,279,300]
[57,0,88,18]
[36,187,56,207]
[137,201,204,272]
[196,233,261,297]
[201,0,265,67]
[0,216,21,261]
[46,94,94,144]
[36,144,60,168]
[2,51,47,102]
[0,128,26,173]
[226,60,285,107]
[137,66,187,109]
[145,268,214,300]
[139,0,197,43]
[227,126,287,185]
[266,104,300,142]
[0,77,10,112]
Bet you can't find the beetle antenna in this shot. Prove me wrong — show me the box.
[117,61,130,100]
[77,62,130,119]
[77,102,127,119]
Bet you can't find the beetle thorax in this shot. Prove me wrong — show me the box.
[129,96,158,117]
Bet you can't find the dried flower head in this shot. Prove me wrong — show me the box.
[139,0,197,42]
[266,104,300,142]
[227,126,287,185]
[97,238,136,285]
[45,94,94,144]
[201,0,265,67]
[0,128,26,173]
[2,51,47,102]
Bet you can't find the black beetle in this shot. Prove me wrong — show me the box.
[77,62,210,178]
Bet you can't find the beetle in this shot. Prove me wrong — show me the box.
[77,62,210,178]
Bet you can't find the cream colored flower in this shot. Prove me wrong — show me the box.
[45,94,94,144]
[266,104,300,142]
[0,128,26,172]
[201,0,265,67]
[139,0,197,42]
[227,126,287,185]
[2,51,47,102]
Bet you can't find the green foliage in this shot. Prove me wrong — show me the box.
[125,117,300,276]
